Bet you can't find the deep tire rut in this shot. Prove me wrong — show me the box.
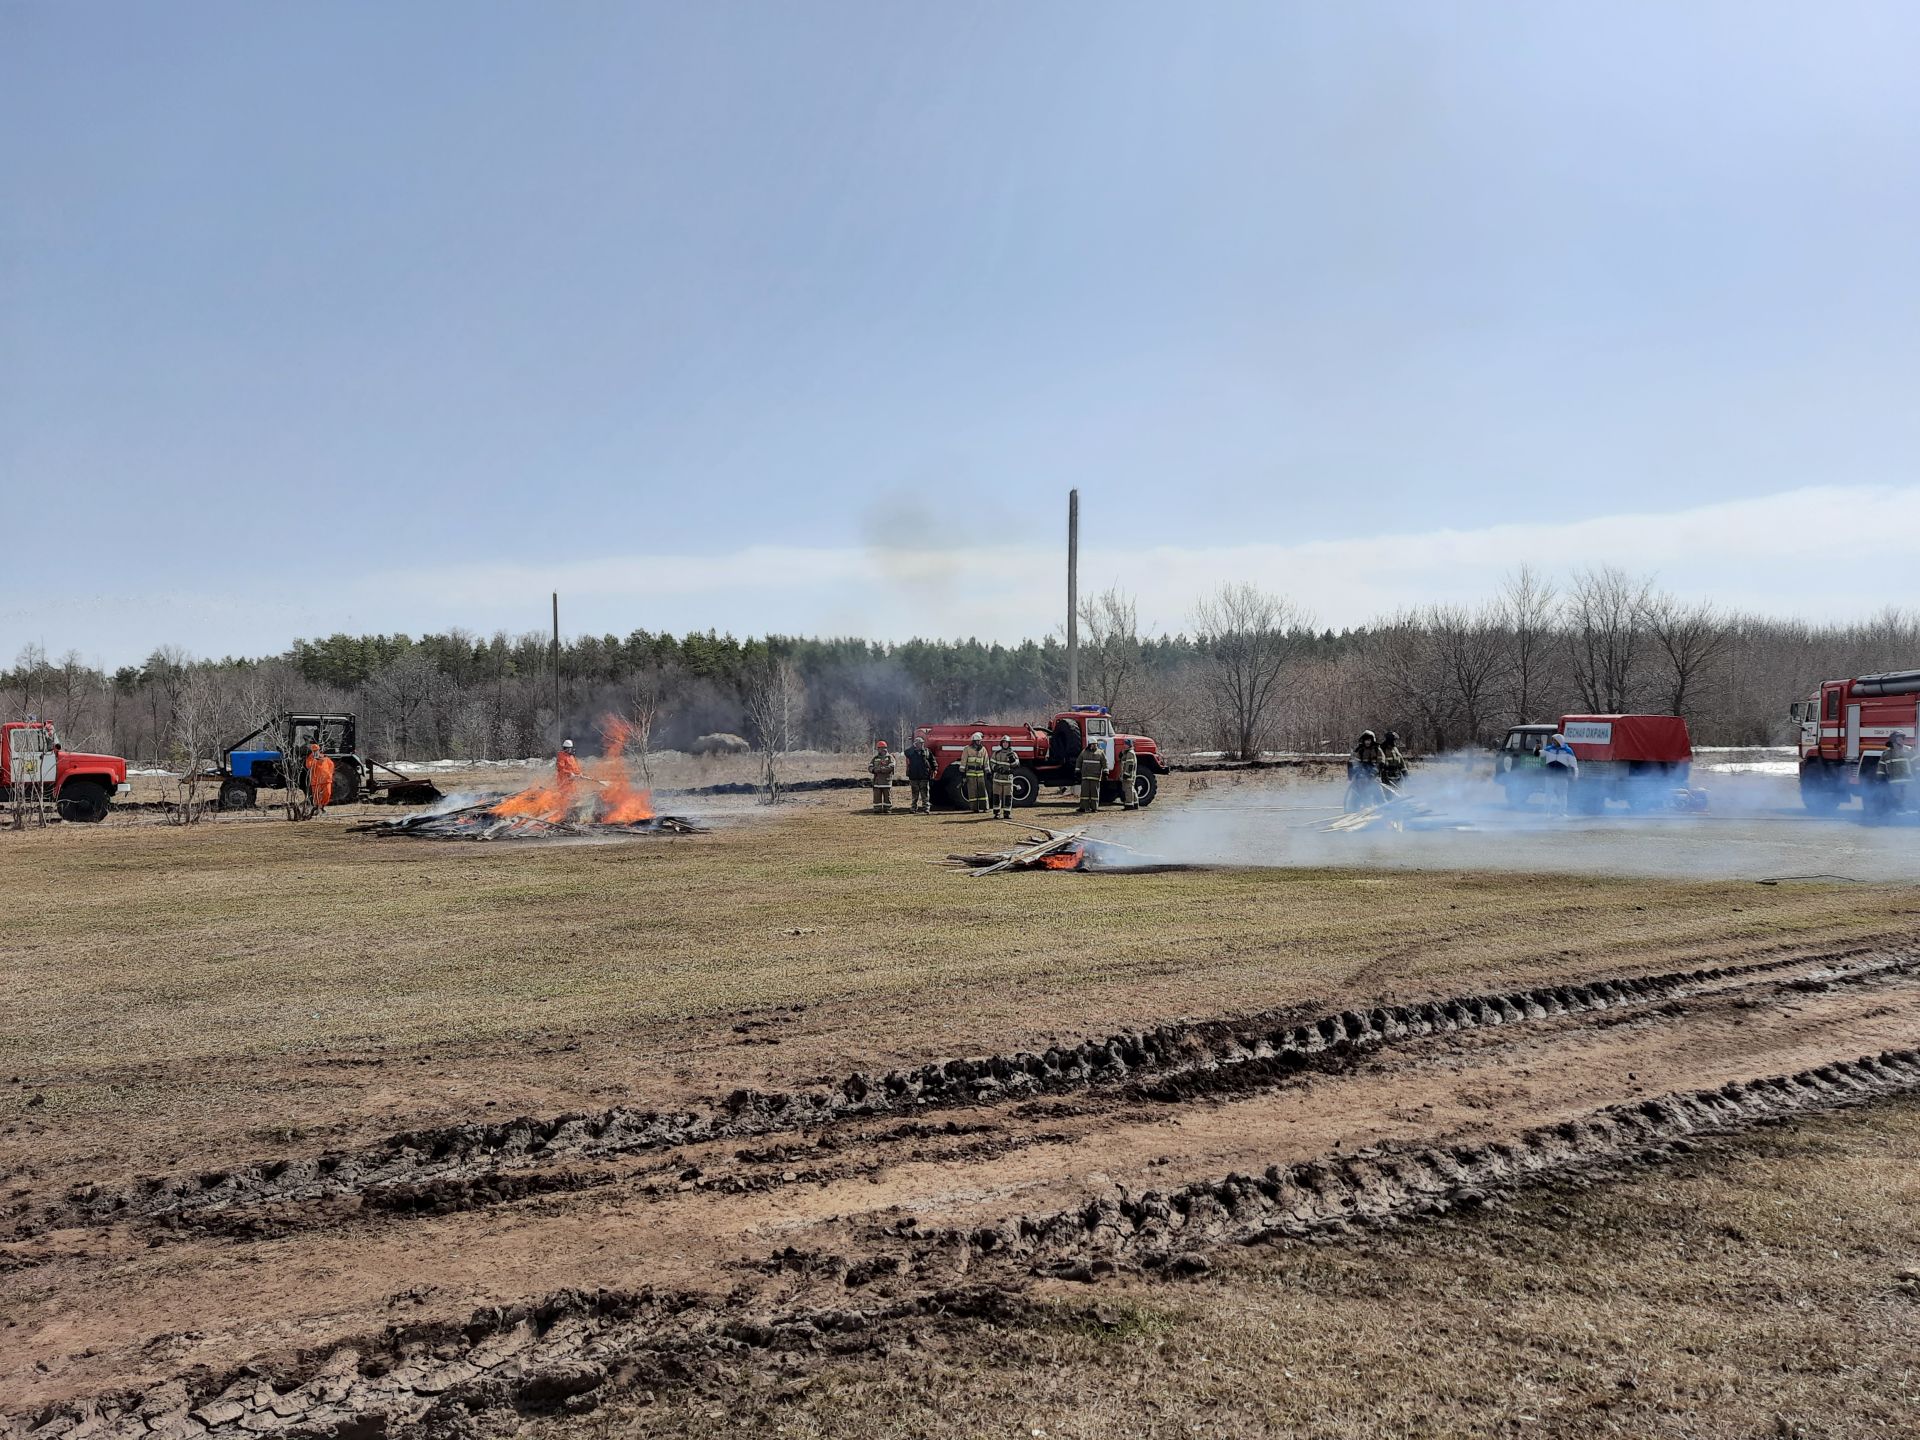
[18,946,1896,1238]
[15,1046,1919,1440]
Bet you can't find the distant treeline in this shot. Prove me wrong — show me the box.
[5,568,1915,768]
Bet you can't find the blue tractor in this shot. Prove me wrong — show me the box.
[213,713,440,810]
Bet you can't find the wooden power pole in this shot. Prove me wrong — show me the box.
[551,592,561,725]
[1066,489,1079,706]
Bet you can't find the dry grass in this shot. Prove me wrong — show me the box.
[5,783,1911,1159]
[567,1097,1920,1440]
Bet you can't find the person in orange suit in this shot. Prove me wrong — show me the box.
[556,738,583,786]
[304,742,335,814]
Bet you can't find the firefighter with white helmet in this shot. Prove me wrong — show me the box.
[961,732,991,814]
[990,734,1020,818]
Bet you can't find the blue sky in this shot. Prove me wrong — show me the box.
[4,2,1918,663]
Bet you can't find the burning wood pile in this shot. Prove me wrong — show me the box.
[947,828,1185,876]
[349,715,706,841]
[350,804,705,841]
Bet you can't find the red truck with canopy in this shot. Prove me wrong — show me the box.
[1494,713,1694,812]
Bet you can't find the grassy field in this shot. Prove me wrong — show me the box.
[5,776,1915,1188]
[572,1097,1920,1440]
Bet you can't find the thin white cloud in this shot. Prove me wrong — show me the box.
[358,483,1920,640]
[12,485,1916,666]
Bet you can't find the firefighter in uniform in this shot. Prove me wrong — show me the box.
[1882,732,1914,816]
[961,732,991,813]
[905,735,935,813]
[1077,735,1106,814]
[1117,737,1140,810]
[1345,730,1383,811]
[1377,731,1408,793]
[867,740,896,812]
[556,738,583,786]
[990,735,1019,818]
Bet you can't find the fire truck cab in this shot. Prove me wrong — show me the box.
[1793,670,1920,813]
[0,719,132,822]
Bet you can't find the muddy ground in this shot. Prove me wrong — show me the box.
[4,767,1918,1437]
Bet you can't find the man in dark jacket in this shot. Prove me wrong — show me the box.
[905,735,936,813]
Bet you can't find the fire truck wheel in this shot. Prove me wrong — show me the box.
[1798,768,1842,814]
[218,777,258,811]
[55,780,110,823]
[1130,771,1159,807]
[941,768,969,810]
[330,762,361,806]
[1011,767,1040,807]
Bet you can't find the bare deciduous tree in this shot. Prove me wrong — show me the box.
[1644,593,1730,718]
[1077,587,1147,719]
[624,659,682,785]
[1372,612,1455,752]
[1427,602,1510,747]
[1190,582,1308,761]
[1497,565,1559,725]
[365,653,441,757]
[742,654,803,802]
[1565,566,1654,713]
[169,668,229,825]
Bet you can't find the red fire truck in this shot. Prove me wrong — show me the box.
[914,706,1167,808]
[0,719,132,822]
[1792,669,1920,812]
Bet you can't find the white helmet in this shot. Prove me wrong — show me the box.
[971,731,984,742]
[1001,735,1012,743]
[561,739,575,750]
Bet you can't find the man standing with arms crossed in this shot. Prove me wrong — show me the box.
[904,734,935,813]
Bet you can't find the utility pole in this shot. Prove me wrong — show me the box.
[551,592,561,726]
[1066,489,1079,706]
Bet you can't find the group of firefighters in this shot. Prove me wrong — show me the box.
[864,731,1140,817]
[1345,728,1409,809]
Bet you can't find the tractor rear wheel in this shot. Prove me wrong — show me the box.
[218,777,257,811]
[330,761,361,806]
[56,780,110,823]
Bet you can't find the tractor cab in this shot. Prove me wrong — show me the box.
[219,713,366,810]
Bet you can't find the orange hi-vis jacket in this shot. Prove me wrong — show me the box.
[556,750,584,783]
[305,747,335,808]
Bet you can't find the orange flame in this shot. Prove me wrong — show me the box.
[1037,846,1085,871]
[488,714,654,825]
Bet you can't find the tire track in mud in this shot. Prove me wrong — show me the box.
[16,946,1903,1238]
[14,1047,1920,1440]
